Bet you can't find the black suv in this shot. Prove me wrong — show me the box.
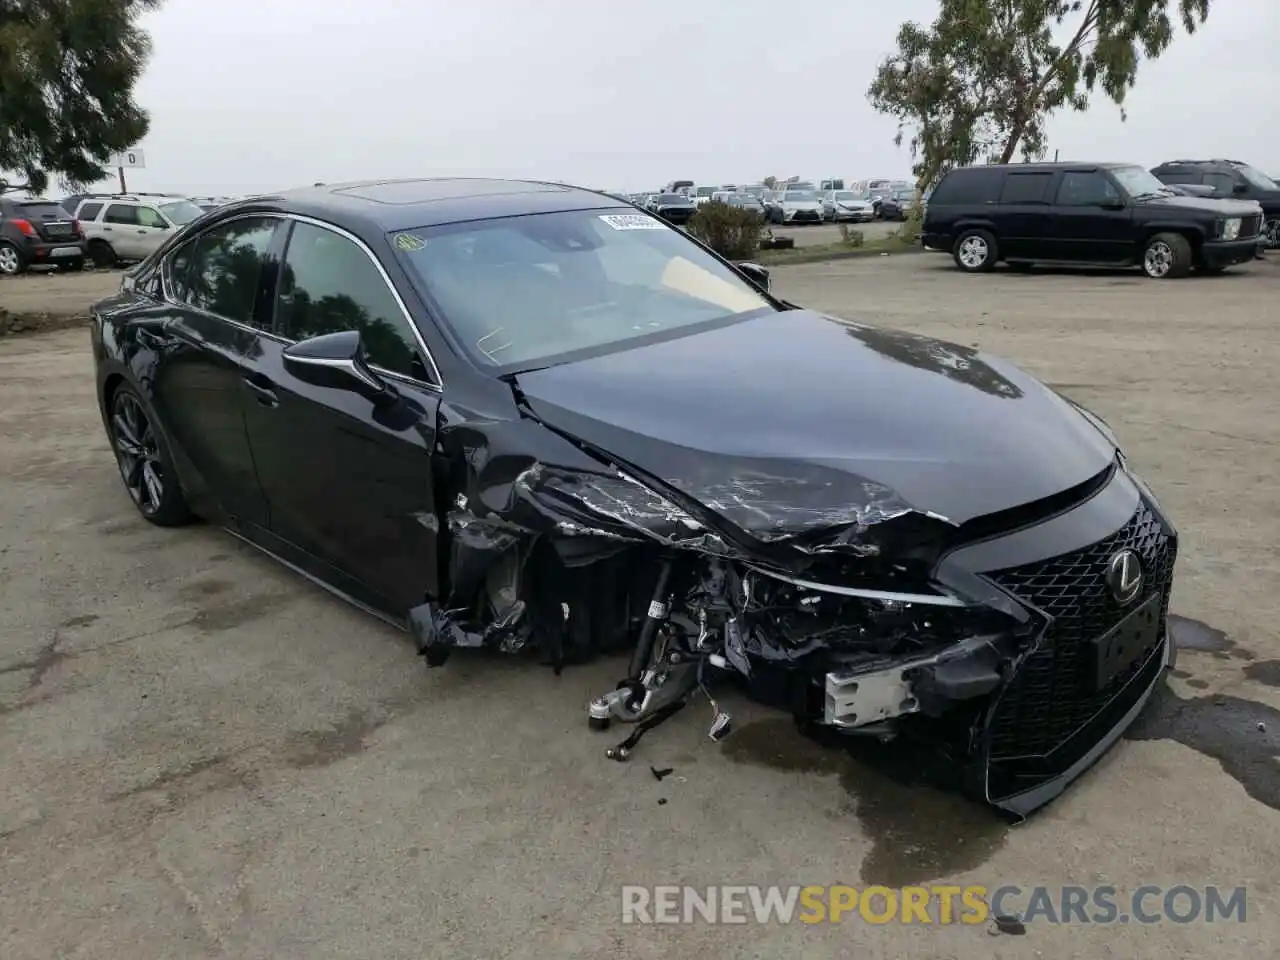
[921,162,1263,278]
[0,196,87,275]
[1150,159,1280,248]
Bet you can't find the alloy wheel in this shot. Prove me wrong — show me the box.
[1144,241,1173,278]
[111,392,165,515]
[958,236,988,268]
[0,245,21,275]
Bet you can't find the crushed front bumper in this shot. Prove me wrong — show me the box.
[805,462,1178,816]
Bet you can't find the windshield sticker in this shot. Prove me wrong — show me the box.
[395,233,426,252]
[599,214,667,231]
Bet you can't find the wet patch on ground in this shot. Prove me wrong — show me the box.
[1243,660,1280,688]
[190,592,293,633]
[722,717,1007,886]
[283,707,388,769]
[1169,615,1254,660]
[1127,684,1280,811]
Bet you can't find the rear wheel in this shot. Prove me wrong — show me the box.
[953,229,997,272]
[108,385,192,526]
[88,239,117,268]
[0,241,26,275]
[1142,232,1192,279]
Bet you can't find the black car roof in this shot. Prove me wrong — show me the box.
[221,178,630,233]
[950,161,1134,174]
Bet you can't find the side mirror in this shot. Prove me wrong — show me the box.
[282,329,398,403]
[736,261,771,293]
[1100,199,1126,211]
[1233,183,1248,194]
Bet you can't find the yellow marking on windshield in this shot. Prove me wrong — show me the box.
[659,257,766,313]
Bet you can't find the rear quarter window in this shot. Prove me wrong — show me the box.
[77,201,104,220]
[930,168,1004,204]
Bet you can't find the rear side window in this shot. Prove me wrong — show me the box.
[999,173,1054,204]
[78,201,103,220]
[183,217,278,326]
[104,204,141,226]
[930,168,1003,204]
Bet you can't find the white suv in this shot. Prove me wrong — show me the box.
[67,194,205,266]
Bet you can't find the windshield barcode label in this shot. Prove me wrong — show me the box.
[599,214,666,231]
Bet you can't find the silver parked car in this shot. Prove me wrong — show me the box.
[768,186,824,225]
[822,189,876,222]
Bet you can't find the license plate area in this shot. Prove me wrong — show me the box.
[1092,592,1161,691]
[50,247,81,257]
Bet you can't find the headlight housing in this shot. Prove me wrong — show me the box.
[1220,217,1242,241]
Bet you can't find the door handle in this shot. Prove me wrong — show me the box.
[242,374,279,407]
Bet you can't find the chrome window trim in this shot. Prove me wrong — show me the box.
[156,210,445,392]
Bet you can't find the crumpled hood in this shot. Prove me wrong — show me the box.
[515,310,1116,538]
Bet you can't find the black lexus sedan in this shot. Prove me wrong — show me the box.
[91,178,1178,816]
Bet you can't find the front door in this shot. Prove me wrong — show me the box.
[241,219,442,614]
[1047,170,1133,263]
[146,216,283,527]
[134,205,175,259]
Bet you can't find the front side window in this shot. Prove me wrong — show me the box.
[137,206,167,229]
[184,217,277,326]
[1202,172,1237,194]
[1055,172,1119,206]
[391,208,773,370]
[276,221,423,379]
[104,204,141,225]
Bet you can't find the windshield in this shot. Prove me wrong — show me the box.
[15,201,69,218]
[833,191,858,201]
[392,209,773,370]
[1233,163,1278,190]
[658,193,689,204]
[160,200,205,224]
[696,187,715,197]
[1109,166,1171,198]
[784,190,817,202]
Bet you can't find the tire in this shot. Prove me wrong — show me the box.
[88,239,117,268]
[0,241,27,275]
[107,384,193,526]
[1142,232,1192,279]
[55,257,84,273]
[953,229,997,273]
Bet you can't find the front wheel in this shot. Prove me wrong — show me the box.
[1142,232,1192,279]
[953,229,997,272]
[108,385,193,526]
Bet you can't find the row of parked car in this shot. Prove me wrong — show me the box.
[921,159,1278,279]
[0,190,239,275]
[618,179,919,227]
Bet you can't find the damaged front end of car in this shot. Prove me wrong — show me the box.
[406,395,1179,817]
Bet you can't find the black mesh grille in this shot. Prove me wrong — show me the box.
[984,500,1177,761]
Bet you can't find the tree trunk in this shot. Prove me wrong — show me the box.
[998,113,1030,164]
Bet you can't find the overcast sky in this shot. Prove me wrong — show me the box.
[99,0,1280,194]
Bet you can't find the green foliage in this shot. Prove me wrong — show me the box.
[0,0,160,193]
[838,224,865,247]
[868,0,1210,189]
[688,200,765,261]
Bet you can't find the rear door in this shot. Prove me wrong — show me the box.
[1047,170,1133,262]
[994,171,1056,259]
[146,215,282,526]
[241,218,443,614]
[102,203,145,259]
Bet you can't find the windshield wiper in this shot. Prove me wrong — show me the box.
[1130,191,1168,201]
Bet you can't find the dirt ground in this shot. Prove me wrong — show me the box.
[1,256,1278,959]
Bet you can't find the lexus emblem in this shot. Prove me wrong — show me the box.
[1107,550,1144,604]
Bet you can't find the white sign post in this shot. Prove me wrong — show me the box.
[110,149,146,192]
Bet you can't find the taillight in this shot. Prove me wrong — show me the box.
[10,218,36,237]
[72,218,83,238]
